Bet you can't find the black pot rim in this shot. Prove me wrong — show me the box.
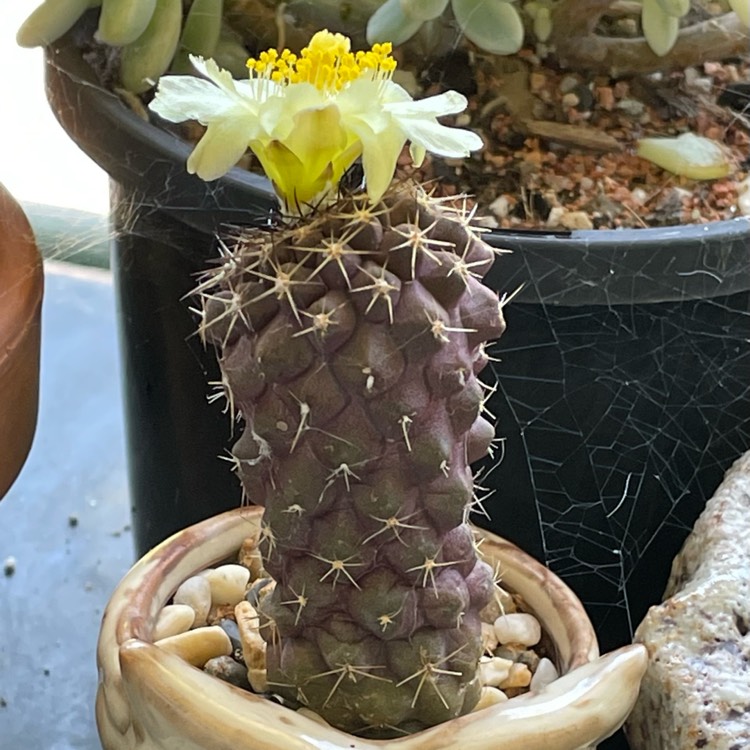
[44,29,750,305]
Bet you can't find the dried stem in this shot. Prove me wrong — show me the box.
[550,6,749,76]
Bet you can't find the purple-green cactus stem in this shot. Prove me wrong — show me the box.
[200,184,506,736]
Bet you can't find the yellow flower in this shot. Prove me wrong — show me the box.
[149,30,482,215]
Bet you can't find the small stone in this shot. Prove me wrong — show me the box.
[561,92,580,109]
[616,99,645,117]
[499,662,532,690]
[579,176,594,191]
[630,187,649,206]
[3,557,16,577]
[173,575,212,627]
[559,75,579,94]
[529,72,547,93]
[247,667,268,693]
[204,655,251,688]
[153,604,196,640]
[489,195,510,220]
[218,617,243,653]
[155,625,232,667]
[472,686,509,712]
[530,657,559,690]
[545,206,566,227]
[478,656,514,687]
[494,613,542,646]
[596,86,615,111]
[235,601,266,672]
[455,113,471,127]
[202,564,250,607]
[559,211,594,230]
[68,515,79,528]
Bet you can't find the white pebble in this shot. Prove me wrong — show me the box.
[472,686,509,712]
[490,195,510,219]
[173,575,212,627]
[478,656,513,687]
[153,604,196,640]
[247,667,268,693]
[155,625,232,667]
[494,613,542,647]
[530,657,559,691]
[202,564,251,607]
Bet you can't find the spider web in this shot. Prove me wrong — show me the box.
[475,247,750,654]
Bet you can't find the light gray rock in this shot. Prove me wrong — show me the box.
[626,450,750,749]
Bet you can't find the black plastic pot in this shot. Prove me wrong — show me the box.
[46,26,750,660]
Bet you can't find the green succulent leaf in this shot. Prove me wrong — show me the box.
[641,0,679,57]
[401,0,450,21]
[637,133,732,180]
[654,0,690,17]
[17,0,99,48]
[452,0,525,55]
[367,0,425,45]
[728,0,749,26]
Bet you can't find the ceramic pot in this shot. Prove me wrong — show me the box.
[0,183,43,500]
[96,506,647,750]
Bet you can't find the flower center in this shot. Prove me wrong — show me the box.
[246,29,397,93]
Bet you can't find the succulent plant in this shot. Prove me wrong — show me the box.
[143,29,506,735]
[19,0,749,91]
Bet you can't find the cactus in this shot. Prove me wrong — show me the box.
[199,183,505,735]
[144,28,504,735]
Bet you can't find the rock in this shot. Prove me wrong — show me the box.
[530,657,559,691]
[493,613,542,646]
[478,656,514,687]
[204,655,251,689]
[235,600,266,673]
[202,564,251,606]
[499,663,532,690]
[559,210,594,231]
[218,617,243,653]
[471,686,509,712]
[173,575,212,627]
[626,450,750,749]
[155,625,232,667]
[153,604,196,640]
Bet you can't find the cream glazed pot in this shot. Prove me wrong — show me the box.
[96,507,647,750]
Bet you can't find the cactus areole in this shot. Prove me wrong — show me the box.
[150,31,507,737]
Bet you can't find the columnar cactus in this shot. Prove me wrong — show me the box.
[199,185,505,734]
[144,28,503,737]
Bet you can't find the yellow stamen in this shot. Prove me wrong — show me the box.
[245,29,396,92]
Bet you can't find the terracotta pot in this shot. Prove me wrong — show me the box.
[0,183,43,500]
[96,507,647,749]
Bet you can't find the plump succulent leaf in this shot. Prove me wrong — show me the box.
[654,0,690,17]
[637,133,732,179]
[401,0,450,21]
[728,0,749,26]
[452,0,525,55]
[641,0,680,57]
[367,0,424,45]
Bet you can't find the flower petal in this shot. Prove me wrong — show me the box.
[186,116,256,180]
[150,74,244,123]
